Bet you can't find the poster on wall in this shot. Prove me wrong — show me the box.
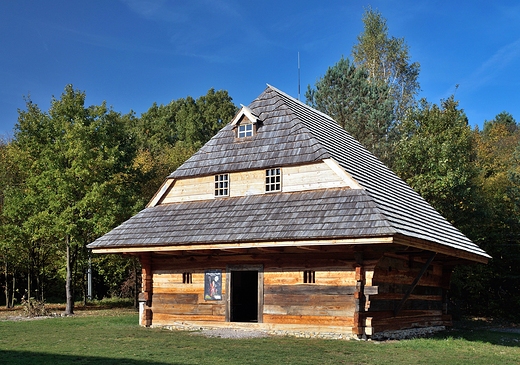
[204,269,222,300]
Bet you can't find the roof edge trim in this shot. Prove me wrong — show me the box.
[147,178,175,208]
[230,105,258,126]
[90,236,395,253]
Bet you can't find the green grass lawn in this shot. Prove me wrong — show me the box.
[0,310,519,365]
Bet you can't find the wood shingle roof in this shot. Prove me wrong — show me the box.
[88,188,394,248]
[88,85,490,262]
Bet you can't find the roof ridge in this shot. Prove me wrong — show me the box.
[266,84,336,122]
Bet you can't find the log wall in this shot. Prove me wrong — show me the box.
[142,251,453,337]
[369,255,452,333]
[146,252,364,335]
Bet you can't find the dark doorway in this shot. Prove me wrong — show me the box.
[230,271,258,322]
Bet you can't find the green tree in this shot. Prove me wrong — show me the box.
[483,111,518,135]
[306,57,394,162]
[9,85,141,314]
[352,7,420,123]
[456,115,520,319]
[132,88,237,200]
[393,96,477,229]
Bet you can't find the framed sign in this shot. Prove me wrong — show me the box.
[204,269,222,300]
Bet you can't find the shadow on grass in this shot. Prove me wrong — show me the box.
[432,321,520,348]
[0,350,193,365]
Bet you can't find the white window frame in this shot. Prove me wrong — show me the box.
[215,174,229,197]
[238,123,253,138]
[265,168,281,192]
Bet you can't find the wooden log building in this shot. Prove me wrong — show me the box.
[87,85,490,339]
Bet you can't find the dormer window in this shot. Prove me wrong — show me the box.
[231,105,259,140]
[238,123,253,138]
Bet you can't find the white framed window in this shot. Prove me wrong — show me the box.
[265,168,281,192]
[215,174,229,196]
[238,123,253,138]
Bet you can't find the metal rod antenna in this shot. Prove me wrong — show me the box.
[298,52,301,100]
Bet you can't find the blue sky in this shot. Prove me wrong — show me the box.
[1,1,520,138]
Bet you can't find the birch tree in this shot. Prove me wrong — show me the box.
[352,7,420,122]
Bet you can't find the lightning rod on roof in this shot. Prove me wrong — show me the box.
[298,52,301,100]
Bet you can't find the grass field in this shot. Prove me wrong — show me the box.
[0,307,519,365]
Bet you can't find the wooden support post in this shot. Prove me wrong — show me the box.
[140,253,153,327]
[394,251,436,317]
[352,248,369,339]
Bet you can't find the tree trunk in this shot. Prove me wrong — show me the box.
[3,259,9,308]
[10,274,15,308]
[134,259,139,309]
[65,235,74,315]
[27,265,31,300]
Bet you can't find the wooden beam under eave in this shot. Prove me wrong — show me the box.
[220,248,245,254]
[296,246,326,252]
[90,236,395,254]
[392,235,489,264]
[257,247,285,253]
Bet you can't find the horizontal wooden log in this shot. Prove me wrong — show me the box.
[263,314,354,327]
[152,293,199,305]
[266,284,377,296]
[369,309,443,320]
[373,293,442,301]
[153,303,226,316]
[264,305,355,317]
[152,312,226,323]
[264,293,354,306]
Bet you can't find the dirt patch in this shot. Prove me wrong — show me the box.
[191,328,270,339]
[0,305,136,321]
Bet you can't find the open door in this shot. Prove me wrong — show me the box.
[227,266,263,323]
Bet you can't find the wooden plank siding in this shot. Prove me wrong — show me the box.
[147,253,363,335]
[368,255,452,332]
[159,162,353,205]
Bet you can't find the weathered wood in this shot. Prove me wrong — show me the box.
[91,236,395,254]
[394,252,437,316]
[160,176,214,204]
[151,293,199,304]
[263,314,354,326]
[374,293,442,301]
[264,304,355,317]
[264,293,354,306]
[153,303,226,316]
[283,162,351,193]
[152,313,226,323]
[159,162,354,204]
[266,284,364,295]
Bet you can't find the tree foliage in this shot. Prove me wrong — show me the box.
[352,7,420,122]
[0,85,236,308]
[306,57,394,162]
[452,114,520,319]
[131,89,237,198]
[393,96,477,228]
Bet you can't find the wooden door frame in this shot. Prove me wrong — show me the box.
[225,264,264,323]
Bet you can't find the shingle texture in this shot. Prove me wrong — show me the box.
[89,188,394,247]
[88,85,490,260]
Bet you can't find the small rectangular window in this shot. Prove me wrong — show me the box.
[215,174,229,196]
[183,272,192,284]
[238,123,253,138]
[266,168,281,192]
[303,270,315,283]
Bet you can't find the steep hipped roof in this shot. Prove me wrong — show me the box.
[88,85,490,262]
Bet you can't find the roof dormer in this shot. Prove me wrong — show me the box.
[231,105,259,139]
